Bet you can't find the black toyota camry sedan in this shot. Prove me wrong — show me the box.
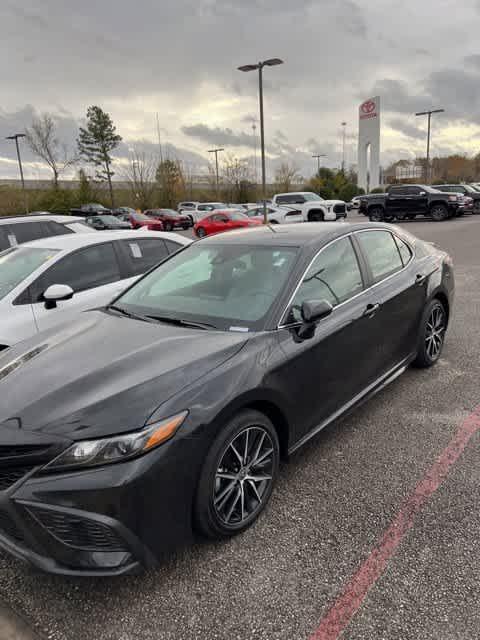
[0,223,454,575]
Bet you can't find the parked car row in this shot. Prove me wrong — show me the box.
[0,221,454,576]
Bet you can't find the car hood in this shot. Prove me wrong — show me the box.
[0,310,249,439]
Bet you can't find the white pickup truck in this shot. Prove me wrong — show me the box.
[271,192,347,222]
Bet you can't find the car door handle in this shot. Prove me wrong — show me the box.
[363,303,380,317]
[416,273,427,285]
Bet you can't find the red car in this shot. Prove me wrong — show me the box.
[194,210,262,238]
[144,209,192,231]
[129,211,164,231]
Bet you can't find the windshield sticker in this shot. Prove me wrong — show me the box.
[229,326,249,332]
[8,234,17,247]
[129,243,142,259]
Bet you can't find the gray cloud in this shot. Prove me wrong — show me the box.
[181,124,257,149]
[389,118,426,140]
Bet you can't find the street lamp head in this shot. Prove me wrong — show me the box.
[263,58,284,67]
[6,133,26,140]
[238,64,259,73]
[208,148,224,153]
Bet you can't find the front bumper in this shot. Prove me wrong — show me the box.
[0,436,201,576]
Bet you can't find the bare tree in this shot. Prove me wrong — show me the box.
[25,114,78,188]
[222,154,253,203]
[275,162,301,192]
[123,148,157,210]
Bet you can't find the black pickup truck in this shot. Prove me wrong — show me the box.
[358,184,460,222]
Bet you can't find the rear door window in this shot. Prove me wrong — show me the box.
[8,222,46,244]
[0,227,10,251]
[356,230,404,283]
[119,238,170,277]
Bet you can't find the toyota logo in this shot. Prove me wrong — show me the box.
[361,100,376,114]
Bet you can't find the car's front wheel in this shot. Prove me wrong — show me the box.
[196,227,206,238]
[369,206,384,222]
[430,204,449,221]
[164,221,173,231]
[413,299,447,368]
[194,410,280,539]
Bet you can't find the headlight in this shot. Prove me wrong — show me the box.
[44,411,188,472]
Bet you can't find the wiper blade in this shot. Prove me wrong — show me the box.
[145,315,217,330]
[108,305,148,322]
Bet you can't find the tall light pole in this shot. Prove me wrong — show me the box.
[252,122,258,188]
[208,147,224,198]
[341,122,347,173]
[312,154,327,174]
[6,133,28,213]
[415,109,444,183]
[238,58,284,224]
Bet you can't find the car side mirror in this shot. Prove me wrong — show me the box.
[43,284,74,310]
[294,299,333,340]
[419,191,426,196]
[301,299,333,323]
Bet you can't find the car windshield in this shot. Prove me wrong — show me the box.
[0,247,59,301]
[134,213,154,221]
[115,243,299,331]
[159,210,180,216]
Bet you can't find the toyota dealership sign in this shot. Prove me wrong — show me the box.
[359,98,378,120]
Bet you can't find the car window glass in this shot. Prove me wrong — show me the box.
[120,238,169,277]
[43,221,74,236]
[389,187,406,196]
[0,228,9,251]
[8,222,46,244]
[287,237,364,323]
[408,187,422,195]
[357,231,403,283]
[0,247,60,302]
[31,242,121,300]
[394,236,413,266]
[164,240,184,254]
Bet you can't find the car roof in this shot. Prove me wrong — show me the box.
[18,230,191,251]
[0,214,85,225]
[197,222,396,247]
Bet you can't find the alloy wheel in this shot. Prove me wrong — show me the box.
[213,427,275,527]
[425,305,446,361]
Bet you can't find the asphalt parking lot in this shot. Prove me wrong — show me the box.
[1,213,479,640]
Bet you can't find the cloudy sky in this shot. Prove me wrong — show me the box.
[1,0,480,181]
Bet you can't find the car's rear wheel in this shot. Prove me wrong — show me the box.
[196,227,206,238]
[430,204,449,221]
[194,410,280,539]
[369,206,384,222]
[474,201,480,214]
[413,299,447,368]
[164,221,173,231]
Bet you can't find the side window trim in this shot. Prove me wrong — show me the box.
[278,234,367,328]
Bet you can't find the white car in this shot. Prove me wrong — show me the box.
[0,230,190,351]
[271,192,347,222]
[244,205,304,224]
[0,214,95,251]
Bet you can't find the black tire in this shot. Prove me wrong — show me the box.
[270,219,279,224]
[188,215,194,225]
[194,409,280,539]
[368,206,384,222]
[164,221,173,232]
[308,210,324,222]
[406,214,416,220]
[430,204,449,221]
[196,227,206,238]
[413,299,447,368]
[474,201,480,214]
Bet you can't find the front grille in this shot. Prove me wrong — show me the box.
[0,466,35,491]
[333,203,346,214]
[0,510,25,543]
[0,444,48,460]
[28,506,128,552]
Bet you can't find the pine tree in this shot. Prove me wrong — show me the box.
[77,106,122,206]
